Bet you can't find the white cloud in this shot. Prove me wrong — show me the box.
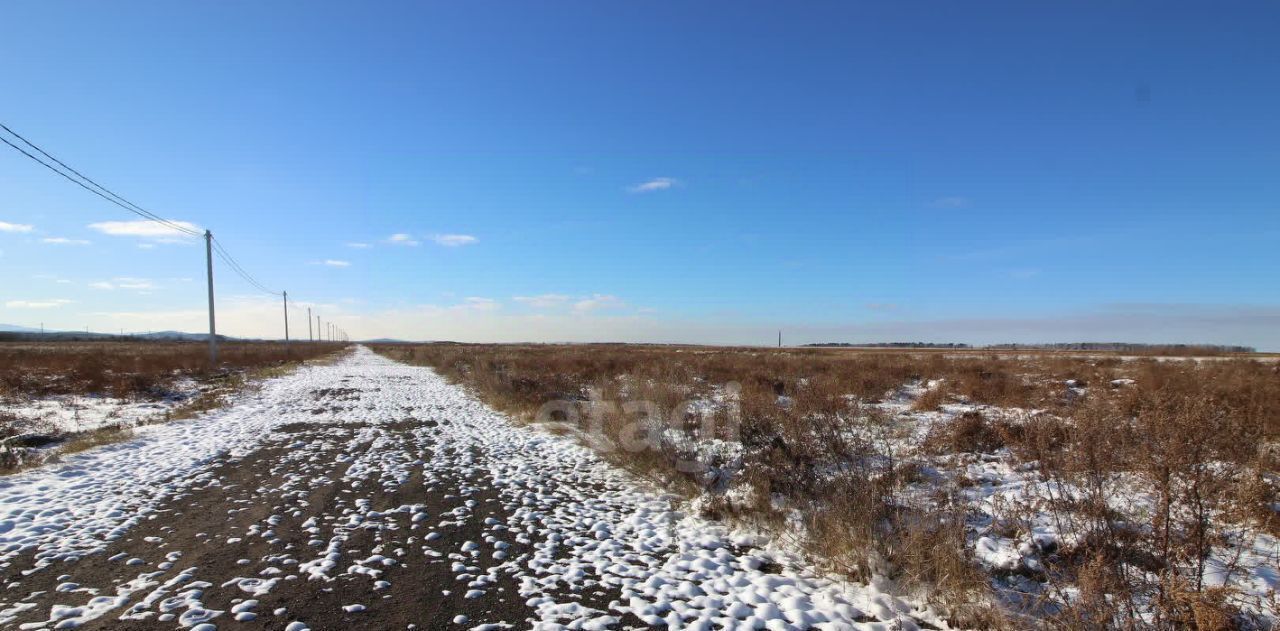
[6,299,72,308]
[0,221,35,233]
[88,220,201,241]
[573,294,625,312]
[345,242,371,249]
[627,177,679,193]
[462,297,499,311]
[386,233,420,246]
[114,277,156,290]
[90,277,156,291]
[42,237,90,245]
[513,294,571,309]
[321,259,351,268]
[431,234,478,247]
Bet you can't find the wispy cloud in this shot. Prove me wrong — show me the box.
[431,234,478,247]
[513,294,571,309]
[6,299,73,308]
[90,277,157,291]
[88,220,200,241]
[627,177,679,193]
[462,297,499,311]
[116,277,156,290]
[931,196,971,209]
[573,294,625,312]
[0,221,35,233]
[345,242,371,249]
[42,237,90,245]
[386,233,420,246]
[320,259,351,268]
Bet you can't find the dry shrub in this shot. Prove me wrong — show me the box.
[897,508,1001,628]
[912,382,949,411]
[372,343,1280,628]
[923,410,1013,454]
[949,361,1039,408]
[0,340,344,401]
[1163,583,1242,631]
[1229,471,1279,536]
[1050,552,1132,629]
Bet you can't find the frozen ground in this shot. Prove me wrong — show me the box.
[0,347,948,630]
[0,378,201,437]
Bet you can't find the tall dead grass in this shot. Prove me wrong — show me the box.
[0,341,343,400]
[373,343,1280,628]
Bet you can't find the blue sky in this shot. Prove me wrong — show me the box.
[2,1,1278,348]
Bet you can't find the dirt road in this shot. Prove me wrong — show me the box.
[0,348,941,630]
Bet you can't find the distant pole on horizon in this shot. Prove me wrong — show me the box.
[307,307,313,342]
[778,330,782,348]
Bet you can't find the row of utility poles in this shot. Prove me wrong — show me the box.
[203,230,349,364]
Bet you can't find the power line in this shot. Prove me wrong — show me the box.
[0,133,199,237]
[0,123,201,237]
[212,237,280,296]
[2,121,306,350]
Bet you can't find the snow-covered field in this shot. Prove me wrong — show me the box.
[0,347,950,630]
[0,378,201,436]
[668,377,1280,627]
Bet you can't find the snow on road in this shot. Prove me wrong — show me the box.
[0,347,944,630]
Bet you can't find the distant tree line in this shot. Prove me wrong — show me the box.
[984,342,1256,353]
[804,341,1256,353]
[805,342,973,349]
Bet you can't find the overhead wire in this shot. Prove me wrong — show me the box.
[211,236,281,296]
[1,121,293,309]
[0,123,201,237]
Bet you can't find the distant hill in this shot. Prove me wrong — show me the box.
[0,323,44,333]
[135,331,234,342]
[0,326,239,343]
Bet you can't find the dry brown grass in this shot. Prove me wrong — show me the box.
[0,340,344,400]
[372,343,1280,629]
[912,382,949,411]
[1,341,349,473]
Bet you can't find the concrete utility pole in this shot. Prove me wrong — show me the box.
[282,291,290,349]
[205,230,218,364]
[307,307,313,341]
[778,330,782,348]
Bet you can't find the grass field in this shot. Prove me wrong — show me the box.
[372,342,1280,629]
[1,340,347,470]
